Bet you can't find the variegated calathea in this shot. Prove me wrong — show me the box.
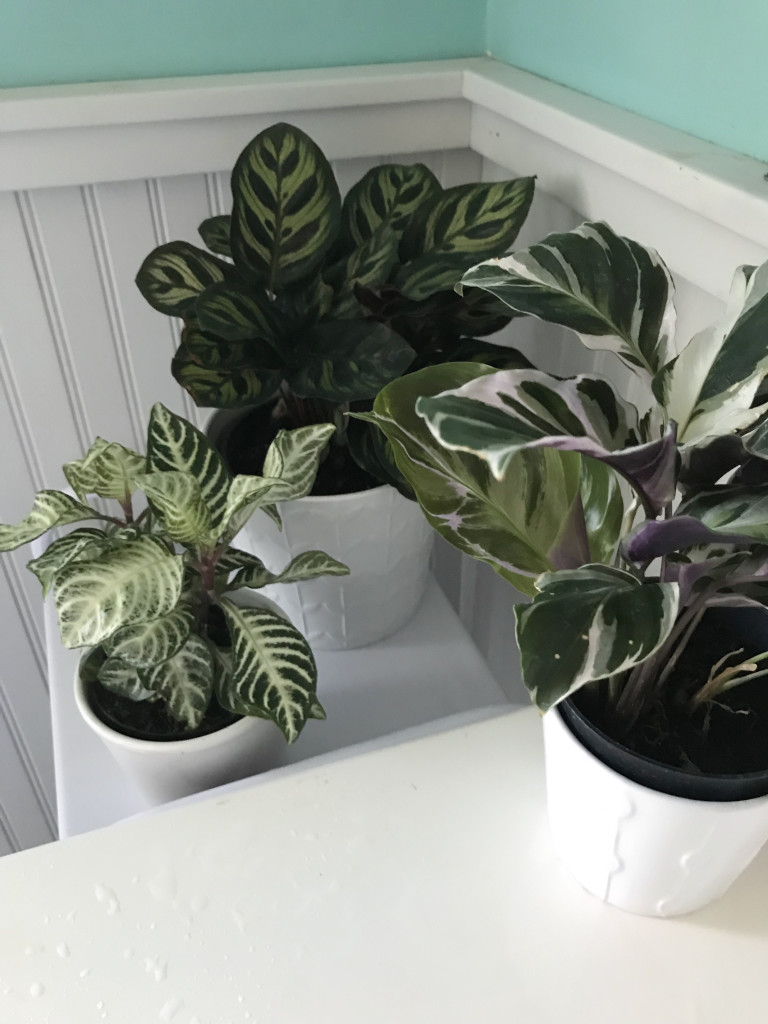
[364,221,768,763]
[0,403,348,742]
[136,122,536,494]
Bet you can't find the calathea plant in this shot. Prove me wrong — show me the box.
[365,220,768,767]
[135,121,535,488]
[0,404,348,742]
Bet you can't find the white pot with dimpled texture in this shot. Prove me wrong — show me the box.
[208,410,434,650]
[238,483,434,650]
[543,701,768,917]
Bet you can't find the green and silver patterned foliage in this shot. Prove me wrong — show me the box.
[368,221,768,729]
[0,403,348,739]
[136,122,536,487]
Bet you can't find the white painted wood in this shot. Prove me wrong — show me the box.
[0,55,765,853]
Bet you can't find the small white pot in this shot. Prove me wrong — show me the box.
[543,705,768,916]
[75,675,284,806]
[238,483,434,650]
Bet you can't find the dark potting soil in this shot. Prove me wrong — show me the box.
[578,610,768,778]
[87,679,240,742]
[221,404,380,496]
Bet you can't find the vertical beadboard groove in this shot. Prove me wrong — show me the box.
[204,172,227,216]
[0,799,21,854]
[0,679,56,836]
[81,184,145,450]
[14,190,92,453]
[145,176,197,424]
[0,327,46,492]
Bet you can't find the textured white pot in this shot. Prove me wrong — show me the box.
[75,674,284,806]
[238,483,434,650]
[543,705,768,917]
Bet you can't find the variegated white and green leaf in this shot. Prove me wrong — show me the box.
[222,476,282,541]
[261,423,336,501]
[459,221,676,380]
[396,177,535,300]
[663,262,768,444]
[143,635,215,730]
[366,364,599,596]
[515,566,679,711]
[0,491,101,552]
[136,471,213,546]
[98,657,157,702]
[415,368,677,516]
[53,535,184,648]
[146,402,231,528]
[103,604,195,668]
[27,527,109,596]
[229,122,341,290]
[64,437,145,502]
[220,599,318,743]
[680,486,768,543]
[228,550,349,591]
[340,162,441,246]
[135,241,233,316]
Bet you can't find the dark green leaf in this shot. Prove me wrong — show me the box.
[327,224,400,318]
[195,281,288,346]
[340,163,441,247]
[198,215,232,258]
[136,241,234,317]
[230,122,341,289]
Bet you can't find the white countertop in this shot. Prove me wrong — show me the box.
[3,706,768,1023]
[47,578,510,836]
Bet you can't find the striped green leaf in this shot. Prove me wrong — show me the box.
[195,281,286,346]
[220,600,318,742]
[396,177,535,301]
[0,491,100,552]
[135,471,213,546]
[223,476,282,540]
[229,550,350,590]
[340,163,441,246]
[515,566,679,711]
[103,604,195,668]
[261,423,336,501]
[27,527,109,597]
[198,215,232,258]
[98,658,157,702]
[327,224,400,318]
[144,634,215,729]
[146,402,231,529]
[230,122,341,290]
[461,221,675,380]
[64,437,145,502]
[136,241,234,316]
[415,368,678,516]
[663,261,768,445]
[289,321,415,402]
[173,331,283,411]
[53,535,184,649]
[366,364,596,596]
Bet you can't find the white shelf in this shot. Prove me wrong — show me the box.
[47,577,510,838]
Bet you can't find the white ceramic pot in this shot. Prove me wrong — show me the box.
[238,483,434,650]
[75,674,284,806]
[543,704,768,916]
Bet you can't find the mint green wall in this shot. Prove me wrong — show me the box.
[486,0,768,161]
[0,0,485,88]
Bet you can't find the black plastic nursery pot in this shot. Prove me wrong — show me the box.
[560,607,768,803]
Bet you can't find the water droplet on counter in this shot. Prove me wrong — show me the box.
[149,922,156,931]
[43,915,50,926]
[29,983,44,997]
[94,884,120,916]
[123,947,134,960]
[79,968,91,978]
[144,957,167,982]
[96,1001,104,1010]
[159,996,184,1020]
[230,909,246,934]
[24,946,34,956]
[237,994,244,1004]
[56,944,70,959]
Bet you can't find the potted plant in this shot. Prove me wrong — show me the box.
[135,121,535,649]
[0,402,348,805]
[364,220,768,916]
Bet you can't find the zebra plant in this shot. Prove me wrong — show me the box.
[136,121,535,487]
[365,221,768,753]
[0,404,348,743]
